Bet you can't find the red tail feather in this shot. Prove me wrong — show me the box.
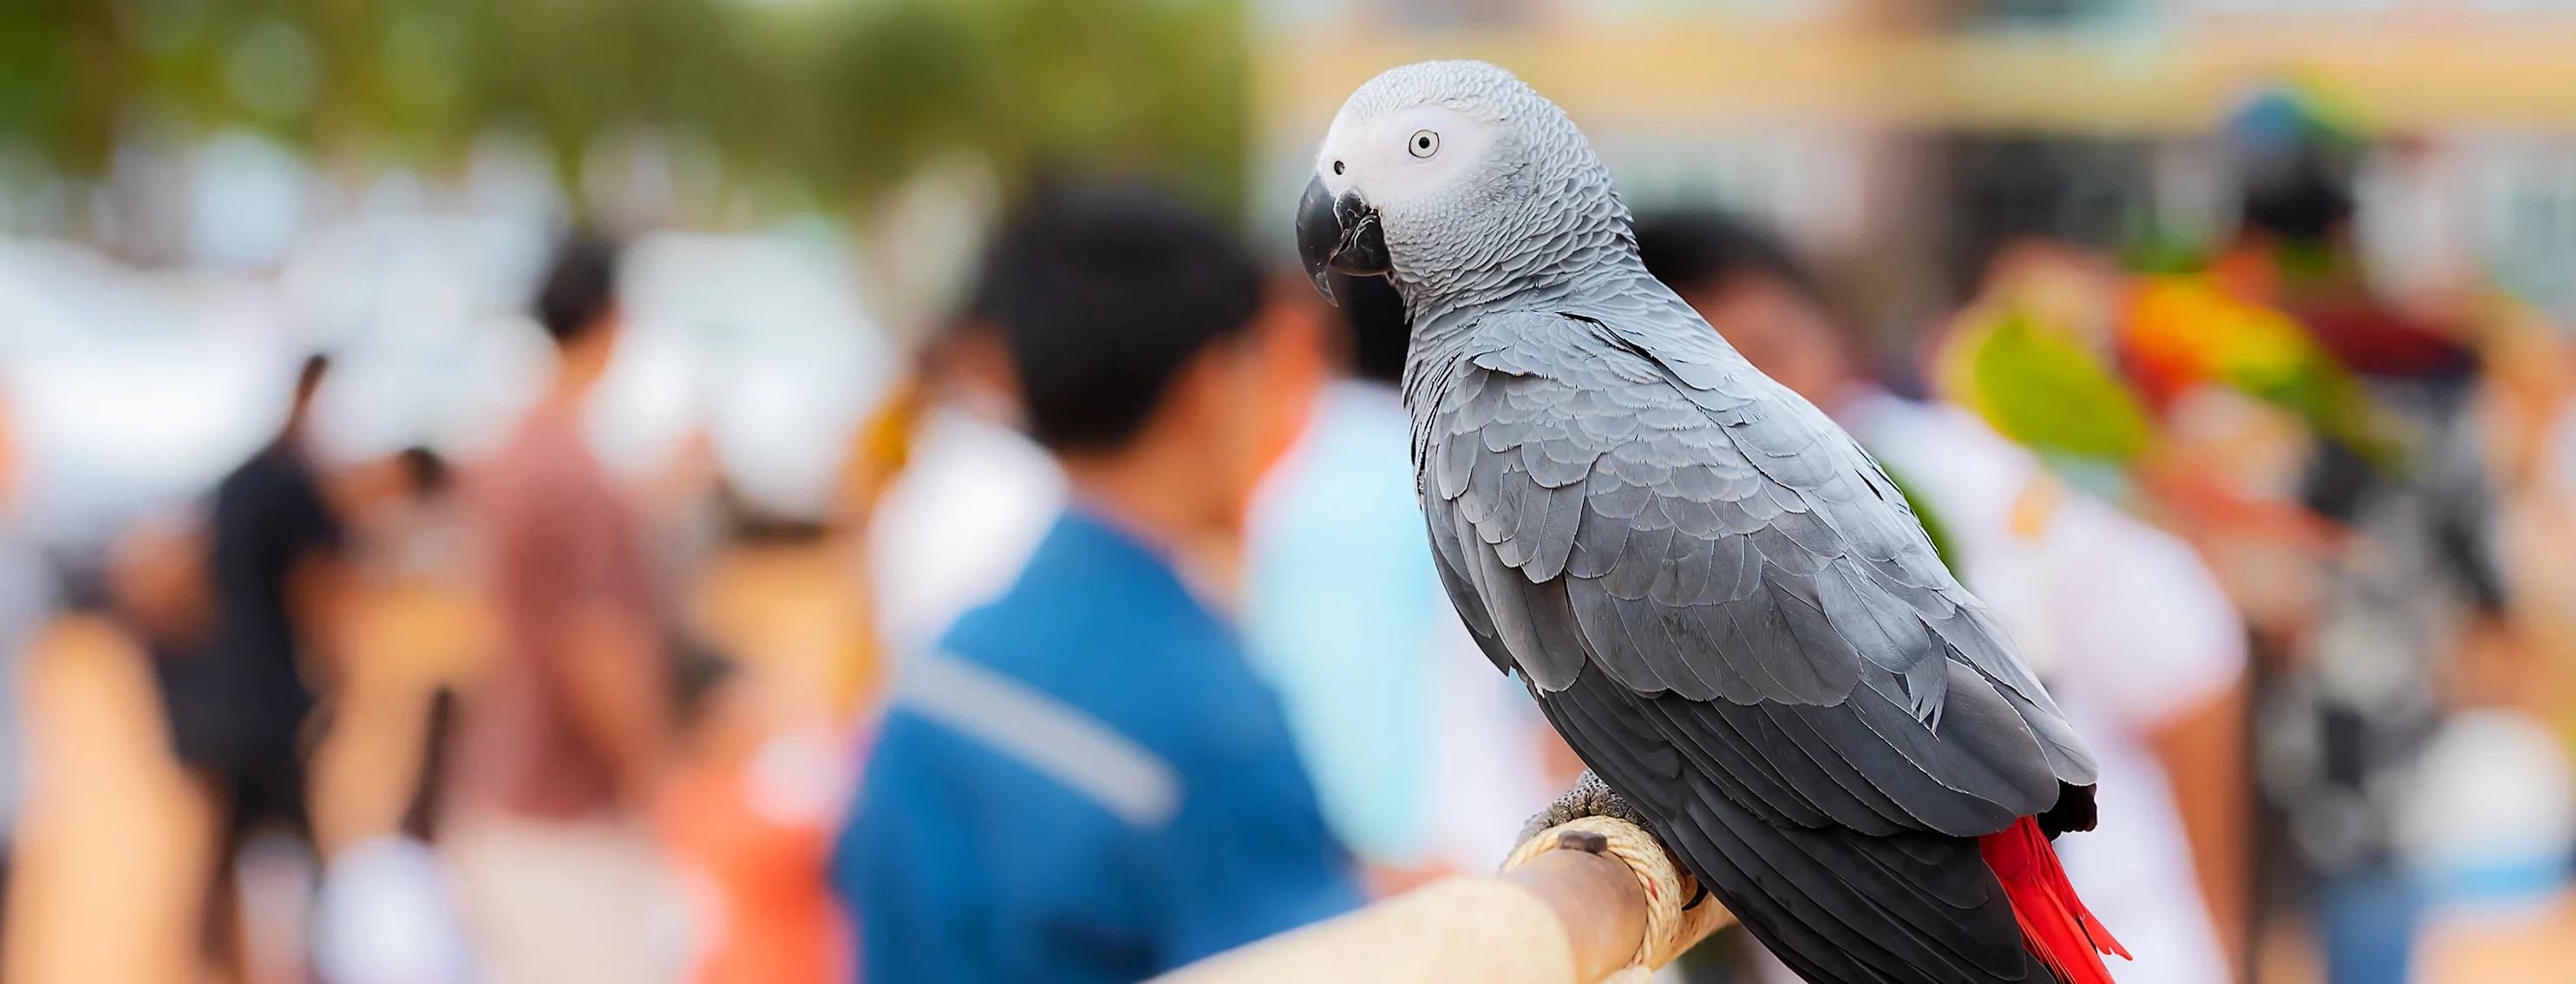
[1979,817,2130,984]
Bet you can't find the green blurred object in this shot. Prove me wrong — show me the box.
[1876,460,1962,574]
[1939,308,2154,466]
[0,0,1249,217]
[2117,225,2207,277]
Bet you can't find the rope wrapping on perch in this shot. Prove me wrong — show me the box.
[1503,815,1735,981]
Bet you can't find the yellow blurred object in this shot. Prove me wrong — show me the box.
[2126,277,2318,401]
[2124,276,2404,468]
[839,374,932,523]
[697,545,874,722]
[826,374,933,717]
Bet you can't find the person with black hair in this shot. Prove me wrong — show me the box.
[441,233,679,984]
[136,351,348,981]
[2213,105,2507,984]
[1638,211,2249,984]
[834,185,1361,984]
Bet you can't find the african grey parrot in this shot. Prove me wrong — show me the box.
[1293,61,2129,984]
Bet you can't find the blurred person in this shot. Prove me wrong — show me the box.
[1239,270,1550,892]
[1637,212,2251,984]
[832,185,1362,984]
[144,352,350,983]
[309,447,478,984]
[2211,106,2510,984]
[10,509,219,984]
[304,447,467,861]
[2217,93,2474,384]
[445,233,683,984]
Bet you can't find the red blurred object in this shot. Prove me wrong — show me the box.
[2296,303,2474,379]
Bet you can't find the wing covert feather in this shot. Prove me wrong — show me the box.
[1423,308,2096,842]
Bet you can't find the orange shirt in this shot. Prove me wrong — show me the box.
[659,734,850,984]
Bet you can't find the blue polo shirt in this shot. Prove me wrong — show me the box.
[834,509,1362,984]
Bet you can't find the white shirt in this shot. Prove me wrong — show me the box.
[864,403,1066,666]
[1840,391,2242,984]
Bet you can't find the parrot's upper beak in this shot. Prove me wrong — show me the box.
[1297,174,1389,306]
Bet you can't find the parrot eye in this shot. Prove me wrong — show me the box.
[1409,130,1439,158]
[1332,160,1344,175]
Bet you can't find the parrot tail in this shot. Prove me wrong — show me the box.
[1978,816,2130,984]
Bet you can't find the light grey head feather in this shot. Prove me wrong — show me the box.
[1323,61,1638,325]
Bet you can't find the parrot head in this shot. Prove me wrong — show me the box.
[1298,60,1623,308]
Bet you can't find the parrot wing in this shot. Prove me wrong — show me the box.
[1422,306,2094,983]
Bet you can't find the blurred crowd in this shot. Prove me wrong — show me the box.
[0,175,1573,984]
[3,64,2576,984]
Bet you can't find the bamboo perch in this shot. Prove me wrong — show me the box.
[1154,818,1731,984]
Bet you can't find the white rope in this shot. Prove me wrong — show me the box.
[1501,815,1733,982]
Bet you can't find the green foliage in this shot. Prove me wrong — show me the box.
[0,0,1250,218]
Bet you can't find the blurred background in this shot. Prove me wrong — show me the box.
[2,1,2575,982]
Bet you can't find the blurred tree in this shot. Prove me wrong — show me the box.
[0,0,1249,221]
[0,0,128,173]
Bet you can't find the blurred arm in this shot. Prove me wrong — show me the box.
[288,553,356,696]
[543,485,672,806]
[1154,850,1638,984]
[1158,816,1727,984]
[557,600,669,806]
[287,461,356,694]
[2147,672,2252,978]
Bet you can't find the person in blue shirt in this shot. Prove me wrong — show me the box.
[833,183,1363,983]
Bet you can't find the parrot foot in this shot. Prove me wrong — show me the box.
[1516,769,1711,911]
[1520,770,1653,844]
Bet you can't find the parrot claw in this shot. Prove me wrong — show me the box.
[1518,771,1706,908]
[1520,770,1653,844]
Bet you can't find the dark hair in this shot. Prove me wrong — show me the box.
[1332,272,1409,385]
[397,445,448,496]
[535,233,621,344]
[973,183,1261,453]
[2239,152,2353,245]
[1634,211,1826,307]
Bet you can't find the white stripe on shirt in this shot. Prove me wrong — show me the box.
[898,654,1182,830]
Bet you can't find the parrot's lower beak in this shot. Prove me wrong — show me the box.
[1297,174,1389,306]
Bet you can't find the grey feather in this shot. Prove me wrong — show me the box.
[1412,304,2096,813]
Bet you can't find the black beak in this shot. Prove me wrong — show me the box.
[1296,174,1389,306]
